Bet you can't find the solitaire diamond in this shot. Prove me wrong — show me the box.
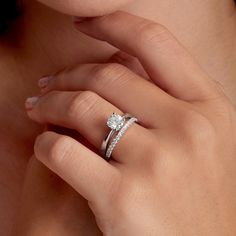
[107,113,125,131]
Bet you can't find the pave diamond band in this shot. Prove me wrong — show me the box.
[101,113,138,160]
[101,113,132,158]
[105,117,138,160]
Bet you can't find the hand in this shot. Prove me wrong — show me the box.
[12,128,101,236]
[25,11,236,235]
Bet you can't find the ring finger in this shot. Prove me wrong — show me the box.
[25,90,151,163]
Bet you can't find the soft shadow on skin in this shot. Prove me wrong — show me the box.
[36,0,135,16]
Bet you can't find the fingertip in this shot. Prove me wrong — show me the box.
[25,96,39,110]
[34,131,58,163]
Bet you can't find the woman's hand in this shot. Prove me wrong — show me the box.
[12,127,101,236]
[12,155,102,236]
[25,11,236,235]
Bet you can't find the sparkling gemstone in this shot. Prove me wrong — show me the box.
[107,113,125,131]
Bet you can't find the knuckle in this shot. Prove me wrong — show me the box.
[212,80,227,97]
[47,135,74,167]
[91,63,128,88]
[67,91,99,122]
[137,21,171,46]
[179,110,216,145]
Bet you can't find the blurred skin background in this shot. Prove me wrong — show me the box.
[0,0,235,235]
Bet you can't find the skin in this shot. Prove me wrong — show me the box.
[24,11,236,235]
[36,0,135,16]
[0,0,235,235]
[12,156,101,235]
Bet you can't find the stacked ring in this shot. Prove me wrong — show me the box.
[100,113,138,160]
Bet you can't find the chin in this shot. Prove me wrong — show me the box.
[37,0,134,16]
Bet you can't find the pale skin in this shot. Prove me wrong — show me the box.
[21,10,236,235]
[0,1,234,235]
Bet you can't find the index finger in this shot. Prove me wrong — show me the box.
[74,11,218,102]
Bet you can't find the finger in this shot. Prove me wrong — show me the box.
[74,11,218,101]
[34,131,120,205]
[39,63,179,128]
[26,91,149,163]
[109,51,149,80]
[13,156,101,235]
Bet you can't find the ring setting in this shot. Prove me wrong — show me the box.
[107,113,125,131]
[101,112,138,160]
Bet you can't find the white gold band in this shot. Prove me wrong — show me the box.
[105,116,138,160]
[100,113,132,158]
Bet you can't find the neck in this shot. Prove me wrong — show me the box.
[0,0,236,142]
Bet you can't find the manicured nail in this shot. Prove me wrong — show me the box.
[25,96,39,110]
[38,76,53,89]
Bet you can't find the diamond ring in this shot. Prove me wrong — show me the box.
[100,113,138,160]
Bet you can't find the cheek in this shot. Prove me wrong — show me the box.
[37,0,134,16]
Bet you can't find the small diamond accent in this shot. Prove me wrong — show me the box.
[107,113,125,131]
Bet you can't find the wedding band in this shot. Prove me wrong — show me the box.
[101,113,138,160]
[101,112,131,157]
[105,116,138,159]
[100,113,131,157]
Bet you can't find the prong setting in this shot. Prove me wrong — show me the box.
[107,113,125,131]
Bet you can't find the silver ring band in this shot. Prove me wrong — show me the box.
[105,116,138,160]
[100,113,132,157]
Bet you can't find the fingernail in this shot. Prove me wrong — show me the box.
[25,96,39,110]
[38,76,53,89]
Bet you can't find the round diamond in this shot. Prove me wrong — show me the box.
[107,113,125,131]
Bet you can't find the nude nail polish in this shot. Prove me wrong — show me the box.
[25,96,39,110]
[38,76,53,89]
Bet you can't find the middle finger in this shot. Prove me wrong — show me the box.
[39,63,179,128]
